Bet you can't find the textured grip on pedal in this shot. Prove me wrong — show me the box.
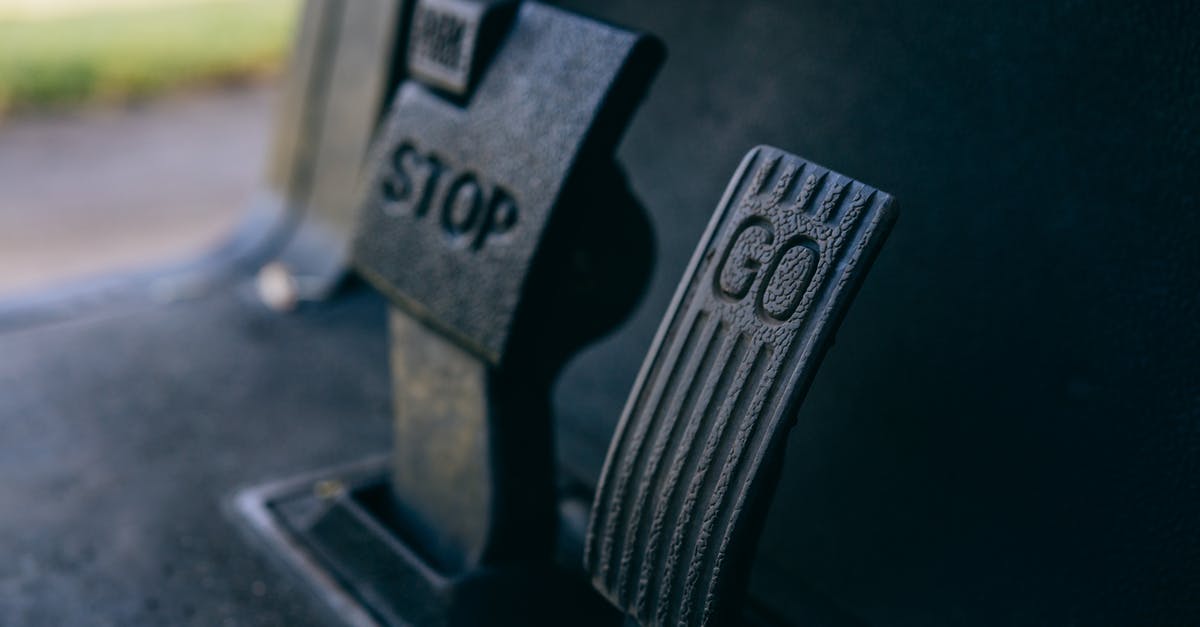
[585,146,897,626]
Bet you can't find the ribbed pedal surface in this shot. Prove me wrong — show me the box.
[585,146,897,626]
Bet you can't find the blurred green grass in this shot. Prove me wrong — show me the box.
[0,0,299,115]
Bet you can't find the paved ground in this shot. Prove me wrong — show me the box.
[0,83,274,297]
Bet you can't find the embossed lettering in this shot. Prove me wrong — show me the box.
[713,217,774,302]
[381,143,443,219]
[474,187,518,250]
[441,172,484,237]
[378,143,518,250]
[712,217,820,324]
[414,8,466,71]
[757,236,817,323]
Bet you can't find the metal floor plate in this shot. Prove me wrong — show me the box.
[234,459,622,627]
[233,457,396,627]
